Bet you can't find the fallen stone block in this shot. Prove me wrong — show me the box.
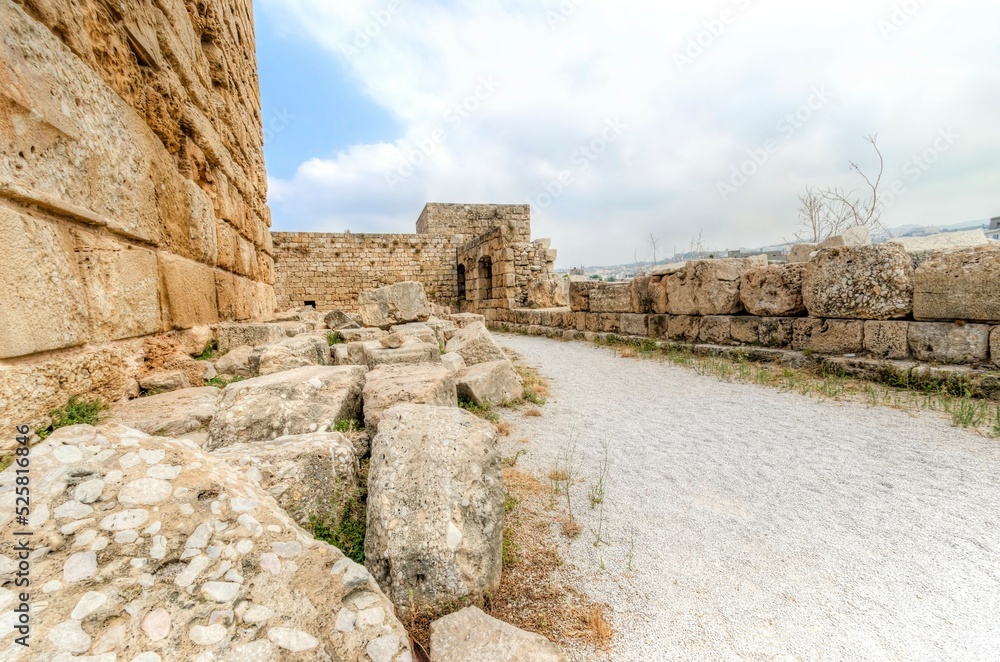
[864,321,911,360]
[740,263,806,317]
[787,242,818,263]
[445,322,507,365]
[430,606,565,662]
[365,338,441,368]
[908,322,991,365]
[380,332,407,349]
[214,345,255,377]
[388,322,436,344]
[139,370,190,394]
[324,309,362,330]
[362,363,457,430]
[339,327,388,343]
[103,387,220,438]
[206,366,366,450]
[665,256,767,315]
[792,318,864,354]
[802,244,913,320]
[212,432,359,530]
[424,318,458,345]
[252,335,331,376]
[441,352,467,373]
[449,313,486,329]
[913,245,1000,322]
[359,281,431,329]
[2,424,411,661]
[456,360,522,406]
[568,277,599,312]
[366,404,502,614]
[527,274,569,309]
[216,323,288,353]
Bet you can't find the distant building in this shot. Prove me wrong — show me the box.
[988,217,1000,241]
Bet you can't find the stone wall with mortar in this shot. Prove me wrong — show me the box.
[0,0,273,430]
[457,226,518,321]
[272,232,464,312]
[416,203,530,243]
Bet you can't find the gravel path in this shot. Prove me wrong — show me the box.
[494,334,1000,662]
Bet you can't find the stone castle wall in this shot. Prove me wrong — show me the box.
[272,232,463,312]
[417,203,530,243]
[1,0,273,430]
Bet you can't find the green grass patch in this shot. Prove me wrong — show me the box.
[207,375,244,389]
[459,396,500,423]
[308,459,369,564]
[326,332,344,346]
[194,340,219,361]
[36,396,106,440]
[334,419,364,434]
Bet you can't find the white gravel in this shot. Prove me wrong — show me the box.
[495,334,1000,662]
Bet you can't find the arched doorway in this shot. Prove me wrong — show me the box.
[479,257,493,301]
[457,263,466,301]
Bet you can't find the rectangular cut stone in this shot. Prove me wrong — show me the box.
[589,283,633,313]
[863,321,910,360]
[699,316,733,345]
[568,278,599,312]
[913,246,1000,323]
[620,314,649,337]
[0,209,89,358]
[648,314,670,339]
[759,318,795,348]
[730,317,760,344]
[792,319,864,354]
[908,322,990,365]
[158,254,219,330]
[667,316,702,343]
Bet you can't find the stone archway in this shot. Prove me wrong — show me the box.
[478,256,493,301]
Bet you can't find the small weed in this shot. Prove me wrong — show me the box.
[502,450,527,468]
[952,398,988,428]
[504,492,520,513]
[588,440,610,509]
[194,340,218,361]
[333,419,364,434]
[993,407,1000,437]
[496,421,513,436]
[459,397,500,423]
[326,331,344,346]
[0,455,13,473]
[307,459,368,564]
[560,516,582,538]
[524,408,543,418]
[502,525,520,566]
[207,375,244,389]
[37,396,106,440]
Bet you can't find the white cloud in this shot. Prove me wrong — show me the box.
[260,0,1000,266]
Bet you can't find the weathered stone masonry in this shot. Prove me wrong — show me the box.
[273,203,556,315]
[1,0,273,430]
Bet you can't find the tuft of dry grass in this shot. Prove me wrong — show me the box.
[524,408,543,418]
[559,515,583,538]
[547,468,570,483]
[496,420,513,436]
[618,346,637,358]
[517,436,530,444]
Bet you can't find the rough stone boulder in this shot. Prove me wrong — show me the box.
[445,322,507,366]
[589,283,633,313]
[0,424,411,661]
[214,345,255,378]
[568,277,599,312]
[441,352,467,373]
[366,404,503,614]
[365,338,441,369]
[802,244,914,320]
[424,318,458,345]
[449,313,486,329]
[251,335,331,376]
[324,310,362,331]
[787,243,818,264]
[103,387,220,438]
[206,366,366,450]
[362,363,457,431]
[388,323,436,344]
[913,245,1000,323]
[172,326,215,357]
[890,230,988,268]
[456,360,522,406]
[138,370,191,394]
[430,607,565,662]
[380,332,407,350]
[527,275,569,309]
[358,282,431,329]
[665,256,767,315]
[907,322,991,365]
[216,323,289,353]
[740,263,807,317]
[339,327,388,343]
[212,432,360,531]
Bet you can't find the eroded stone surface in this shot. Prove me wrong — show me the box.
[430,606,565,662]
[445,322,507,366]
[913,245,1000,323]
[0,424,410,661]
[802,244,913,320]
[740,264,807,317]
[104,387,221,438]
[456,361,522,406]
[359,282,431,329]
[362,364,458,431]
[665,257,767,316]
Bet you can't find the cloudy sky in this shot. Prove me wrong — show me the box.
[255,0,1000,267]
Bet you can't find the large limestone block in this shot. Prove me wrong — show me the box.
[389,322,437,344]
[630,275,656,314]
[792,318,864,354]
[212,432,359,530]
[864,321,911,360]
[913,246,1000,322]
[215,323,288,352]
[430,606,566,662]
[362,363,457,430]
[424,318,458,345]
[449,313,486,329]
[324,309,362,331]
[0,209,89,358]
[740,264,807,317]
[0,425,411,661]
[589,283,634,313]
[339,328,388,343]
[206,366,366,450]
[908,322,991,365]
[667,315,702,343]
[456,360,522,406]
[158,253,220,329]
[665,257,766,316]
[103,386,220,437]
[358,281,430,328]
[252,335,330,376]
[366,404,503,613]
[620,313,649,337]
[802,244,914,320]
[364,338,441,369]
[445,322,507,366]
[76,232,162,341]
[699,316,733,345]
[568,277,600,312]
[216,271,272,322]
[138,370,191,394]
[214,345,255,377]
[527,274,568,309]
[759,318,795,348]
[890,230,988,268]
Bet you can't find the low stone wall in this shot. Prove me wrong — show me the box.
[273,231,462,312]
